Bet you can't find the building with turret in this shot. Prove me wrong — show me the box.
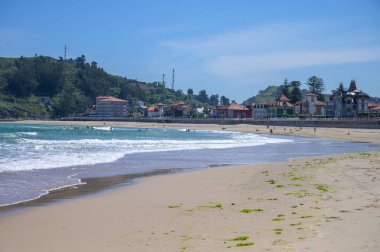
[326,80,369,117]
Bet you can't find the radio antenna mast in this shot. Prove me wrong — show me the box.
[64,44,67,60]
[171,68,175,90]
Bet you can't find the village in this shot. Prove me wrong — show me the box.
[88,81,380,120]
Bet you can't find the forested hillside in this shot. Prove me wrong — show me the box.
[0,55,221,118]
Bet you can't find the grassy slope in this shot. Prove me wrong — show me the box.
[243,85,282,104]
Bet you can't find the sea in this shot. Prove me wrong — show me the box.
[1,123,379,207]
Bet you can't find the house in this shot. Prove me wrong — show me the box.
[130,101,147,118]
[326,81,369,117]
[294,93,325,117]
[147,103,164,118]
[369,103,380,117]
[251,101,275,118]
[170,102,191,117]
[195,107,206,117]
[267,94,294,117]
[89,96,128,117]
[212,102,250,119]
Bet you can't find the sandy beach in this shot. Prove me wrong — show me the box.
[0,152,379,251]
[3,119,380,142]
[1,120,380,251]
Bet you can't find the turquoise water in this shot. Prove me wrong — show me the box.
[0,124,290,172]
[0,123,379,206]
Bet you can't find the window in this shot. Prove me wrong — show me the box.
[311,97,314,102]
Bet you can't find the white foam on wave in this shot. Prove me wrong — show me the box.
[20,132,38,136]
[93,126,112,131]
[0,174,85,207]
[0,131,38,138]
[0,131,292,172]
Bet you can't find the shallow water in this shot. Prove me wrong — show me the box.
[0,123,379,206]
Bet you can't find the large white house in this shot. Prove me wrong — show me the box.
[294,93,325,116]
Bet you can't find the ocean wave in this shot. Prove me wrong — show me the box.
[0,129,292,172]
[93,126,113,131]
[19,132,38,136]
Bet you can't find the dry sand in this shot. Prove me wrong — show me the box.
[1,120,380,251]
[1,152,379,252]
[3,119,380,142]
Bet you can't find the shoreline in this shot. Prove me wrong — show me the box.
[2,119,380,142]
[1,121,380,251]
[1,152,379,251]
[0,168,177,214]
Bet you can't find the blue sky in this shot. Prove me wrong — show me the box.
[1,0,379,102]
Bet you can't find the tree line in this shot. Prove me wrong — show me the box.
[0,55,232,117]
[280,75,325,104]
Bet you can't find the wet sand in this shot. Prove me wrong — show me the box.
[1,120,379,251]
[0,152,379,251]
[3,119,380,142]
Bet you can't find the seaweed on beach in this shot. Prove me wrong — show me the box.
[240,208,264,213]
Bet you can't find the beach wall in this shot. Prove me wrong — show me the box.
[61,117,380,129]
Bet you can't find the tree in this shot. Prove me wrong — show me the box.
[220,95,230,105]
[197,89,209,103]
[90,61,98,69]
[289,80,302,104]
[306,76,325,101]
[176,89,184,98]
[187,88,193,96]
[209,94,219,106]
[75,55,86,68]
[7,59,38,97]
[281,78,290,98]
[52,82,89,117]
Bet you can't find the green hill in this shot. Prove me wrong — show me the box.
[243,85,283,105]
[0,55,215,118]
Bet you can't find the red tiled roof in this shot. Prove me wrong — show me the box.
[147,106,157,112]
[277,94,290,102]
[369,103,380,109]
[228,103,249,110]
[372,106,380,111]
[214,105,228,110]
[315,101,325,106]
[305,92,317,97]
[97,96,128,102]
[285,102,294,108]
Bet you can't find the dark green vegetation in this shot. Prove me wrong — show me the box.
[243,85,282,104]
[242,76,328,105]
[168,204,181,208]
[0,56,226,118]
[240,208,264,213]
[197,202,222,209]
[236,242,255,247]
[227,236,255,248]
[229,236,249,241]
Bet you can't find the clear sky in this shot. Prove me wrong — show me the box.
[1,0,379,102]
